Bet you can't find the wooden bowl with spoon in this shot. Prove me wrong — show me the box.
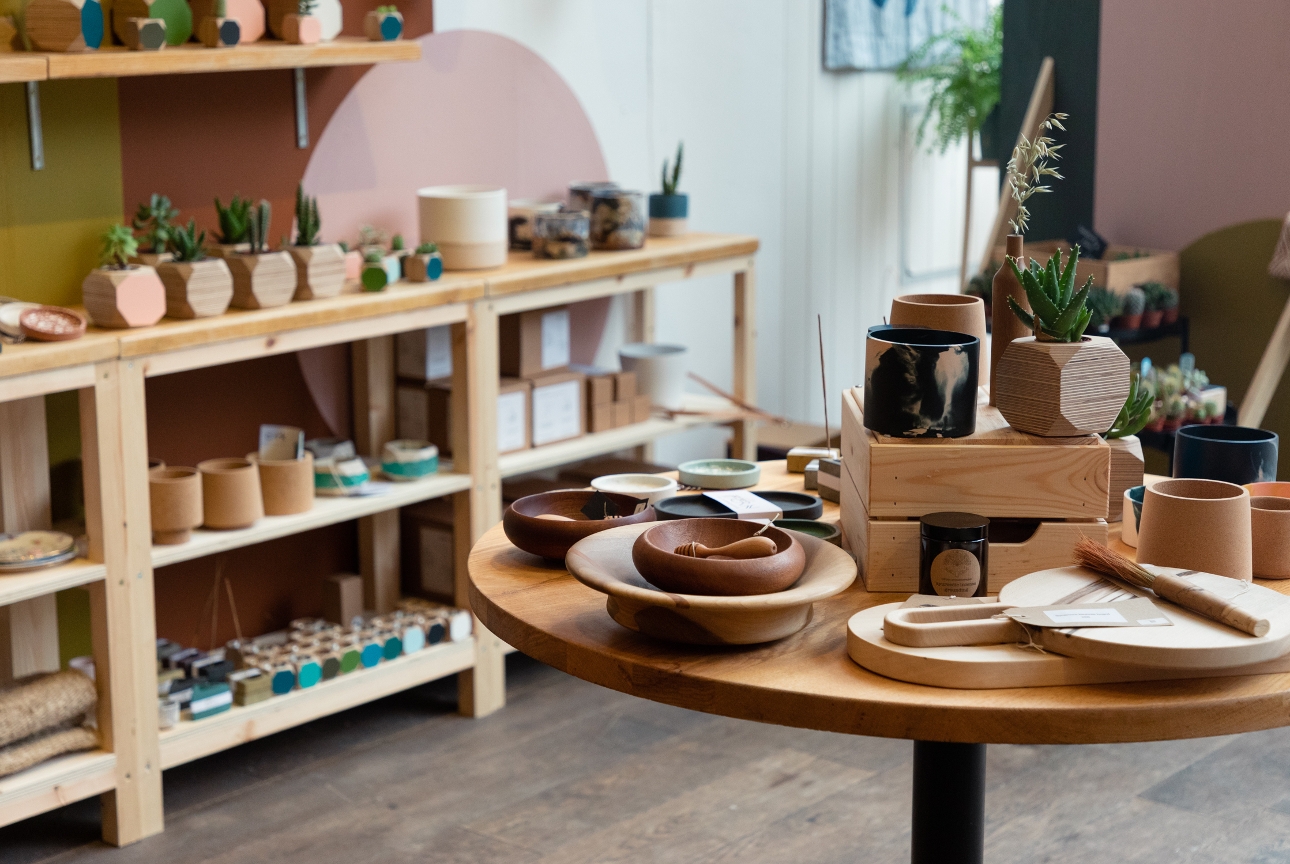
[503,490,655,560]
[631,518,805,596]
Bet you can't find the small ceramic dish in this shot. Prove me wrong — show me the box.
[631,518,805,596]
[503,490,656,559]
[0,301,38,338]
[381,439,438,481]
[590,473,678,505]
[1246,481,1290,499]
[0,530,77,571]
[677,459,760,489]
[654,491,824,521]
[773,519,842,546]
[19,306,87,342]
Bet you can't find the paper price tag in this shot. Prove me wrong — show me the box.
[702,490,783,521]
[1005,597,1172,629]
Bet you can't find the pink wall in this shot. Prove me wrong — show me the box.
[1095,0,1290,249]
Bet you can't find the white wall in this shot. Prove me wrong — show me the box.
[436,0,996,463]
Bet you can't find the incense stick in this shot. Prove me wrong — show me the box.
[818,315,831,451]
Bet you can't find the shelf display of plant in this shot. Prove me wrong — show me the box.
[112,0,191,46]
[404,241,443,283]
[356,224,402,285]
[1112,285,1145,330]
[197,0,240,47]
[82,223,166,329]
[132,193,179,265]
[282,0,320,44]
[361,249,388,292]
[364,3,401,41]
[1086,284,1120,334]
[227,200,297,310]
[287,184,346,300]
[211,195,253,257]
[1139,281,1169,329]
[1144,360,1223,433]
[993,242,1131,436]
[648,142,688,237]
[156,220,234,319]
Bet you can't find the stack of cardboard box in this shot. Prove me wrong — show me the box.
[581,367,651,432]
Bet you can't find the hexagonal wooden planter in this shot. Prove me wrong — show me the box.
[282,13,320,44]
[289,243,346,300]
[228,251,297,310]
[113,0,190,45]
[82,265,166,329]
[364,8,401,40]
[25,0,104,51]
[157,257,233,319]
[196,15,240,47]
[404,251,443,283]
[994,336,1130,437]
[190,0,263,42]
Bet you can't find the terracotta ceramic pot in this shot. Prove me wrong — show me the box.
[1251,496,1290,579]
[863,326,979,438]
[890,293,989,380]
[631,519,805,596]
[252,452,314,516]
[148,467,202,545]
[503,490,655,560]
[1137,478,1252,581]
[1246,481,1290,499]
[198,458,264,530]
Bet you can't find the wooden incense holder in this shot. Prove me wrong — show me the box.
[675,536,776,559]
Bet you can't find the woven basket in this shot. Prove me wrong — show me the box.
[0,726,97,778]
[0,670,96,749]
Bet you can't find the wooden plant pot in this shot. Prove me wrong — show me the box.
[363,9,402,41]
[361,261,388,292]
[25,0,104,51]
[264,0,337,39]
[1137,478,1252,582]
[228,251,297,309]
[113,0,189,45]
[197,15,240,47]
[404,252,443,283]
[282,13,320,44]
[1106,434,1144,521]
[288,243,346,300]
[252,452,314,516]
[148,467,202,545]
[190,0,263,41]
[993,336,1130,437]
[344,249,362,281]
[130,251,172,267]
[157,257,233,319]
[82,265,166,329]
[0,16,18,51]
[1252,497,1290,579]
[198,458,263,530]
[120,15,165,49]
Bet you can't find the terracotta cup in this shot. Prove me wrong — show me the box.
[252,451,314,516]
[198,458,264,530]
[1246,481,1290,500]
[889,293,989,380]
[1137,478,1252,581]
[148,467,202,545]
[1251,496,1290,579]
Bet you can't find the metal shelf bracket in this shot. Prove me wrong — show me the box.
[26,81,43,171]
[293,67,308,149]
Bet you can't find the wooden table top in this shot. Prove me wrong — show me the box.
[469,461,1290,746]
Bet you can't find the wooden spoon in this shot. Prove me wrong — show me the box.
[674,536,777,559]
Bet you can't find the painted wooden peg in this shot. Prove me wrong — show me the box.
[190,0,263,42]
[120,16,166,50]
[25,0,104,51]
[113,0,191,46]
[197,15,240,47]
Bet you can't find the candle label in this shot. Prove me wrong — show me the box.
[930,549,980,596]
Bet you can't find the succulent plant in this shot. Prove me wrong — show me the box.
[213,0,226,16]
[391,233,405,252]
[214,195,252,245]
[132,193,179,253]
[415,241,438,255]
[1122,286,1146,316]
[1159,286,1179,310]
[169,219,207,263]
[247,199,272,254]
[294,183,320,247]
[1086,284,1121,330]
[358,224,388,251]
[661,142,683,196]
[1139,281,1173,312]
[376,4,398,13]
[100,223,138,269]
[1006,246,1093,342]
[1105,373,1153,439]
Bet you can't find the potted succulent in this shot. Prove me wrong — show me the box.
[339,239,362,282]
[228,200,297,309]
[1160,285,1179,325]
[993,244,1131,436]
[82,223,166,329]
[1140,281,1169,329]
[156,219,233,319]
[364,4,401,40]
[282,0,320,44]
[1112,286,1145,331]
[404,242,443,282]
[1086,283,1120,334]
[197,0,240,46]
[210,195,252,258]
[131,193,177,266]
[1103,373,1152,520]
[648,142,687,237]
[361,250,388,292]
[288,183,346,300]
[390,232,410,275]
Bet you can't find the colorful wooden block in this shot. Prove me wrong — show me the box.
[197,15,240,47]
[363,8,401,41]
[25,0,103,51]
[120,16,166,50]
[113,0,190,46]
[282,13,320,44]
[190,0,264,42]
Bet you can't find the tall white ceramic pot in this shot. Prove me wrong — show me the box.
[620,343,688,411]
[417,185,508,270]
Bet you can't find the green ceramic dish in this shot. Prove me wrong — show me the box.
[677,459,760,489]
[773,519,842,547]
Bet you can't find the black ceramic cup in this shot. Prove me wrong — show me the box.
[1172,424,1278,485]
[863,326,979,438]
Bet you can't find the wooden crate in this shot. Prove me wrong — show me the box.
[992,241,1178,296]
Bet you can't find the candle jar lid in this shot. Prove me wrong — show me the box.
[920,512,989,542]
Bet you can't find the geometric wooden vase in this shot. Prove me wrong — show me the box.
[288,243,346,300]
[196,15,240,47]
[25,0,104,51]
[228,251,297,310]
[113,0,190,45]
[994,335,1130,437]
[364,8,401,40]
[148,466,202,545]
[190,0,263,42]
[157,257,233,319]
[82,265,166,329]
[281,13,320,44]
[1107,434,1145,521]
[1137,478,1253,582]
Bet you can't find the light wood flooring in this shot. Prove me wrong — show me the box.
[5,654,1290,863]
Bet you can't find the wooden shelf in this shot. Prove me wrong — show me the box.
[42,38,420,80]
[0,750,116,830]
[0,558,106,607]
[498,394,738,478]
[158,638,475,769]
[151,471,472,569]
[0,54,50,83]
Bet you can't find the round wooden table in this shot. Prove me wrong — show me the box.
[468,465,1290,863]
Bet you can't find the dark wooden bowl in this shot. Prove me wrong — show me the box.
[503,490,655,559]
[631,518,806,596]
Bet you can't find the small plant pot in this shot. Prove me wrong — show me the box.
[149,466,202,545]
[190,0,263,41]
[129,251,173,267]
[156,257,233,319]
[1162,306,1179,325]
[889,292,989,380]
[344,249,363,281]
[619,343,688,411]
[1141,309,1164,329]
[1145,417,1166,433]
[590,189,646,250]
[361,261,388,292]
[1121,485,1146,548]
[206,242,251,260]
[198,458,264,530]
[993,335,1130,437]
[647,192,688,237]
[863,326,979,438]
[82,265,166,329]
[1251,496,1290,579]
[113,0,189,43]
[1172,424,1278,486]
[288,243,346,300]
[403,252,444,282]
[24,0,105,51]
[1111,313,1142,331]
[197,15,239,47]
[251,451,314,516]
[120,15,165,49]
[363,8,402,40]
[1137,478,1252,581]
[228,251,297,309]
[532,210,589,260]
[1107,435,1144,521]
[417,185,508,270]
[282,12,319,43]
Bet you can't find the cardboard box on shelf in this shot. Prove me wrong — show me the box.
[396,376,532,456]
[611,401,633,428]
[633,394,652,423]
[323,574,363,627]
[400,499,454,603]
[589,401,614,433]
[395,325,453,382]
[614,371,636,402]
[572,364,615,406]
[528,369,585,447]
[500,306,571,378]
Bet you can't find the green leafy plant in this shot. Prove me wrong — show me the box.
[1086,284,1121,331]
[415,241,438,255]
[294,183,321,247]
[363,249,382,263]
[391,233,405,252]
[247,199,272,254]
[661,142,683,195]
[100,224,138,269]
[337,240,349,252]
[132,193,179,253]
[169,220,207,263]
[1139,281,1172,312]
[376,4,398,13]
[1105,373,1153,439]
[1006,246,1093,342]
[1160,286,1179,311]
[214,195,252,245]
[896,5,1002,153]
[1005,112,1067,235]
[358,224,388,251]
[1121,286,1145,317]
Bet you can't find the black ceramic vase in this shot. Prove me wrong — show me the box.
[1172,424,1278,485]
[863,326,979,438]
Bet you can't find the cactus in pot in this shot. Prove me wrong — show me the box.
[649,141,688,237]
[156,219,234,319]
[405,241,443,283]
[288,183,345,300]
[82,223,166,329]
[1115,286,1145,330]
[228,199,296,310]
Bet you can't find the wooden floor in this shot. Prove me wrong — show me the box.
[5,654,1290,863]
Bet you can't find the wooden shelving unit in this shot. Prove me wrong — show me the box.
[0,559,106,608]
[0,750,116,830]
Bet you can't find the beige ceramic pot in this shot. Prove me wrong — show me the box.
[1252,496,1290,579]
[250,451,315,516]
[889,293,989,380]
[148,467,202,545]
[1137,478,1252,581]
[198,458,264,530]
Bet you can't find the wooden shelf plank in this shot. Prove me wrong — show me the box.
[0,335,117,395]
[44,38,419,80]
[0,55,49,83]
[0,558,107,608]
[0,750,116,830]
[158,638,475,769]
[498,394,738,478]
[152,471,472,569]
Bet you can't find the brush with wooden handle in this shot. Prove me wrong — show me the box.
[675,537,777,559]
[1074,536,1270,637]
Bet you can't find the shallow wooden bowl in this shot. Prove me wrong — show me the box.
[631,518,805,596]
[503,490,655,559]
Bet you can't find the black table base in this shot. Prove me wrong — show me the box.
[911,741,986,864]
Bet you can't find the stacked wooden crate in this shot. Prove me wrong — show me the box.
[839,386,1110,593]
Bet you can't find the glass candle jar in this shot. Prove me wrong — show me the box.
[590,189,646,250]
[533,210,590,259]
[919,512,989,597]
[568,181,619,214]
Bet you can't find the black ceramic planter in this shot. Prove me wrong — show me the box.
[1172,424,1278,485]
[863,326,979,438]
